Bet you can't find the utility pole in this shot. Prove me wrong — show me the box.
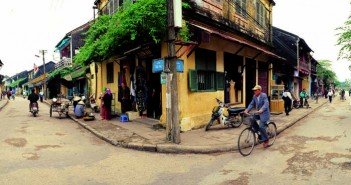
[40,50,47,100]
[165,0,180,143]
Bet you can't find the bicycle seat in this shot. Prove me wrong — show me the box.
[228,107,245,114]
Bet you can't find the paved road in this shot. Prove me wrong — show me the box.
[1,97,351,184]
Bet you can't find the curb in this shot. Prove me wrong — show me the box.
[43,99,328,154]
[0,100,9,111]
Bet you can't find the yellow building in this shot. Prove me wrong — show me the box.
[91,0,284,131]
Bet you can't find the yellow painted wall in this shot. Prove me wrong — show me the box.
[159,35,264,131]
[94,58,121,113]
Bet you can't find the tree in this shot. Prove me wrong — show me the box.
[317,60,338,88]
[336,6,351,60]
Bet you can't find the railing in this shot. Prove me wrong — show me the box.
[55,57,72,69]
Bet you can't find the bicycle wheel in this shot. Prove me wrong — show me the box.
[238,128,255,156]
[266,122,277,146]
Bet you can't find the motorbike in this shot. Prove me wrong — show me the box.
[205,98,245,131]
[30,102,39,117]
[50,97,70,118]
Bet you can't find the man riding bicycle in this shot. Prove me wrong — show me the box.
[243,85,270,148]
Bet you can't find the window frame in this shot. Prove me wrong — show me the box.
[106,62,114,83]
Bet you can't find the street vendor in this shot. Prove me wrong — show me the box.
[74,100,85,118]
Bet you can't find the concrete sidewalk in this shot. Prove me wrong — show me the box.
[0,99,9,111]
[44,98,328,154]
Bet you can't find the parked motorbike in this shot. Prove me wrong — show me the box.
[30,102,39,117]
[50,97,70,118]
[205,98,245,131]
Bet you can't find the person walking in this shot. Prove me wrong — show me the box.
[327,89,334,103]
[282,88,293,116]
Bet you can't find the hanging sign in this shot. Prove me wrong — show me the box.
[160,72,167,84]
[152,58,164,73]
[152,58,184,73]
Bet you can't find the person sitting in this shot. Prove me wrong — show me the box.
[28,89,39,112]
[74,100,85,119]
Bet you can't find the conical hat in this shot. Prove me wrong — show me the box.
[73,96,81,101]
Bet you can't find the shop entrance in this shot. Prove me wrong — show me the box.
[245,59,257,107]
[145,60,162,119]
[224,53,243,104]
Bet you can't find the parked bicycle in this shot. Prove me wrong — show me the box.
[237,112,277,156]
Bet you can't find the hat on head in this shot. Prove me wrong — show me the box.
[78,100,85,105]
[252,85,262,91]
[73,96,81,101]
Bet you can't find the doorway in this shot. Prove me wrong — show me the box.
[245,59,256,106]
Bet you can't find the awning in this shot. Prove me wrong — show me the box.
[188,21,286,61]
[63,66,89,81]
[56,37,71,51]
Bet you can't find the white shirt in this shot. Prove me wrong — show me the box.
[282,91,293,100]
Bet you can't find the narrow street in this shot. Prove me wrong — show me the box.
[1,96,351,185]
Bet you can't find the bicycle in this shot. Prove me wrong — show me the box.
[237,112,277,156]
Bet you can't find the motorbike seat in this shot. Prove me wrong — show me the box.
[228,107,245,114]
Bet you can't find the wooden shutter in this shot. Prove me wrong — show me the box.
[189,69,198,92]
[216,72,224,90]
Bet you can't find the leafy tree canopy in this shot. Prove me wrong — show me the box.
[75,0,167,66]
[317,60,338,87]
[336,11,351,60]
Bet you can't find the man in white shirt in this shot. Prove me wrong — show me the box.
[282,89,293,115]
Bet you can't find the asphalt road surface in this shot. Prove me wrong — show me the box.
[1,97,351,185]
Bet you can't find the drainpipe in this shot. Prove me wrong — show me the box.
[296,37,300,96]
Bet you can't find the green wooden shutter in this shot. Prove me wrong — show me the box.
[216,72,224,90]
[189,69,198,92]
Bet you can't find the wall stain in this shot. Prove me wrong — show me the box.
[4,138,27,147]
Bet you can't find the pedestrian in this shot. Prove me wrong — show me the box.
[102,88,113,120]
[327,89,333,103]
[282,88,293,116]
[7,90,11,100]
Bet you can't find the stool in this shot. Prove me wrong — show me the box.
[120,114,129,122]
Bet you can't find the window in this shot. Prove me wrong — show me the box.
[189,48,224,92]
[256,1,267,28]
[234,0,247,18]
[106,62,114,83]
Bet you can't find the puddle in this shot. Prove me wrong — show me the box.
[22,152,39,160]
[4,138,27,147]
[35,145,61,151]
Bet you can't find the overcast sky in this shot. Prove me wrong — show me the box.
[0,0,94,77]
[273,0,351,81]
[0,0,350,81]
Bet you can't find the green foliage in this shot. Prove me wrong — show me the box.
[336,14,351,60]
[178,21,191,42]
[48,67,75,79]
[317,60,338,87]
[74,0,167,66]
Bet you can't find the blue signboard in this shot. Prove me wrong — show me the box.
[176,59,184,73]
[152,58,184,73]
[152,58,164,73]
